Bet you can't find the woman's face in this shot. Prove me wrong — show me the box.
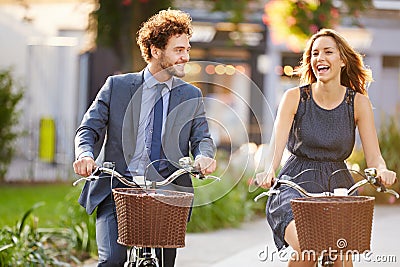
[310,36,344,83]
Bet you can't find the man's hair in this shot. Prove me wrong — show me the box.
[137,8,193,63]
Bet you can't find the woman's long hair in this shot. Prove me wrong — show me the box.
[298,28,373,95]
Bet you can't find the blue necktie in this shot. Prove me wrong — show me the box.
[150,84,164,170]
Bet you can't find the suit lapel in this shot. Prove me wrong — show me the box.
[130,73,144,140]
[122,72,144,161]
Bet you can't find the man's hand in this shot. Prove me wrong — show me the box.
[73,156,96,177]
[194,156,216,175]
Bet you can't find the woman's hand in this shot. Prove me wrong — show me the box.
[255,170,276,189]
[378,168,397,187]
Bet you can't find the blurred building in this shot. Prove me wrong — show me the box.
[0,0,94,181]
[177,1,268,150]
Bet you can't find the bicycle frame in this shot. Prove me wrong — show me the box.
[73,157,219,267]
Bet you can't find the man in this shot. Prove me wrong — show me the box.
[73,9,217,267]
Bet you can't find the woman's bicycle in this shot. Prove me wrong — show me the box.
[73,157,219,267]
[255,168,399,267]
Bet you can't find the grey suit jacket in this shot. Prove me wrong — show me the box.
[75,71,215,214]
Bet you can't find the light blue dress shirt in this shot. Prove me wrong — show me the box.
[125,68,172,176]
[78,67,173,177]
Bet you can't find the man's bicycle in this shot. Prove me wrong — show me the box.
[73,157,219,267]
[255,168,399,267]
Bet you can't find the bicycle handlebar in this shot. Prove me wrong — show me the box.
[73,157,220,188]
[254,168,399,202]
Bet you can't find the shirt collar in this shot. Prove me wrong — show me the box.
[144,67,173,91]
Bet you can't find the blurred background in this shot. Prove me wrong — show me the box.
[0,0,399,182]
[0,0,399,265]
[1,0,399,182]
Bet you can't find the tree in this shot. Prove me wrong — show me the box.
[206,0,260,24]
[263,0,373,52]
[0,69,24,180]
[89,0,172,72]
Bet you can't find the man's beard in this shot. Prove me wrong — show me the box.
[159,55,185,78]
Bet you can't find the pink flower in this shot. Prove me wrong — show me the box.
[358,187,364,194]
[122,0,131,6]
[309,24,319,34]
[262,14,270,25]
[287,16,297,26]
[296,1,305,9]
[330,8,339,18]
[389,195,396,204]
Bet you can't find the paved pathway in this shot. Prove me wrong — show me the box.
[175,205,400,267]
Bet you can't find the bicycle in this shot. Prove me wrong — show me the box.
[254,168,399,267]
[73,157,220,267]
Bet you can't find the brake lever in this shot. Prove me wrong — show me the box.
[190,170,205,179]
[374,178,399,198]
[386,189,400,198]
[373,178,387,193]
[189,169,220,181]
[72,166,101,186]
[253,179,281,202]
[365,168,399,199]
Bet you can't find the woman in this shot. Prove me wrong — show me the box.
[255,28,397,266]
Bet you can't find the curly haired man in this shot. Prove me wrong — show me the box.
[73,9,216,266]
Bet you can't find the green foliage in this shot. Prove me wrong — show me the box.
[0,184,96,265]
[60,185,97,258]
[206,0,261,24]
[375,117,400,203]
[187,159,265,233]
[0,184,70,227]
[378,117,400,174]
[347,117,400,204]
[0,69,24,180]
[264,0,372,51]
[0,202,79,266]
[90,0,172,71]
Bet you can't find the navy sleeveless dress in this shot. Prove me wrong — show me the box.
[266,84,357,251]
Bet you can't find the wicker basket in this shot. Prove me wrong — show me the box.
[112,188,194,248]
[291,196,374,255]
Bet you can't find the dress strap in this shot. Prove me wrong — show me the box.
[345,87,356,106]
[299,84,311,102]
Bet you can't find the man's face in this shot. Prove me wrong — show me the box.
[158,34,191,78]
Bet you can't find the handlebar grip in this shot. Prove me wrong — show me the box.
[91,166,102,176]
[373,178,387,192]
[251,177,276,187]
[192,170,205,179]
